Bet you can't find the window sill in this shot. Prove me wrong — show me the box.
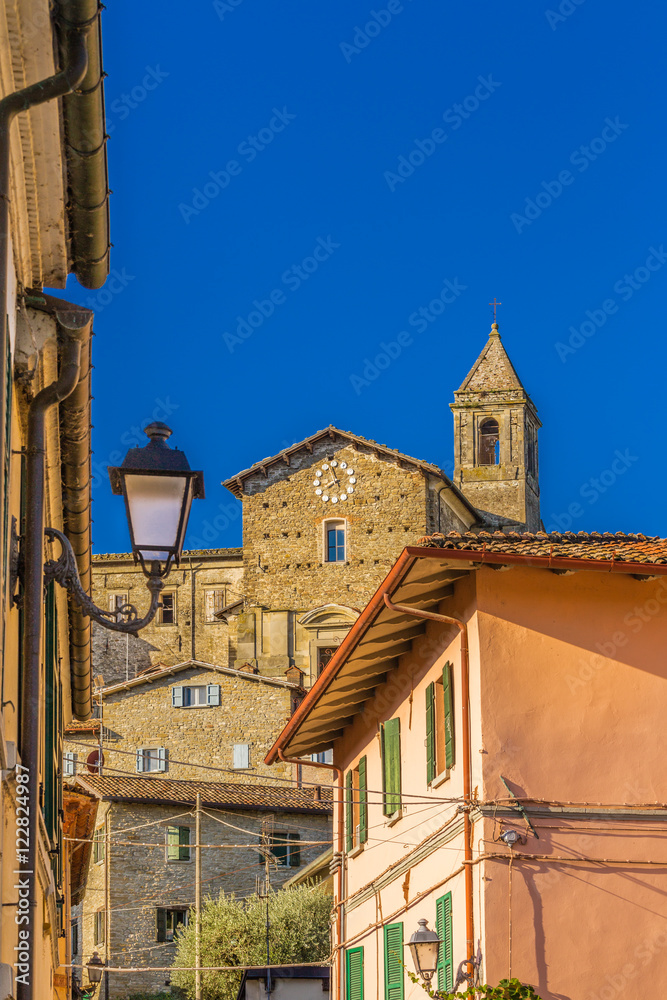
[349,842,365,858]
[175,705,211,710]
[430,769,451,789]
[385,810,403,828]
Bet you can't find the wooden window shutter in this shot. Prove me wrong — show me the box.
[156,908,167,943]
[157,748,167,772]
[179,826,190,861]
[345,770,354,852]
[289,833,301,867]
[382,719,401,816]
[442,662,454,769]
[425,682,436,784]
[136,750,144,772]
[383,922,404,1000]
[358,756,368,843]
[346,947,364,1000]
[207,684,221,706]
[172,686,183,708]
[436,892,453,992]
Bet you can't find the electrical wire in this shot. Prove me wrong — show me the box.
[64,738,468,805]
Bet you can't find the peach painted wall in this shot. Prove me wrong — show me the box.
[474,565,667,998]
[332,564,667,999]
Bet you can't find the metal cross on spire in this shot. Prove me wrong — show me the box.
[489,298,502,323]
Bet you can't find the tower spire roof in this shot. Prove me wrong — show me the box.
[456,321,527,394]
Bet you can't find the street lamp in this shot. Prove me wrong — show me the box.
[85,951,104,986]
[108,421,204,574]
[44,422,204,633]
[408,918,442,984]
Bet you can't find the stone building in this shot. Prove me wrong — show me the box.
[73,775,333,999]
[64,660,299,784]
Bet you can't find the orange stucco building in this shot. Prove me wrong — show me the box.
[267,531,667,1000]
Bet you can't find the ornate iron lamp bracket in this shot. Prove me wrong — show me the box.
[43,527,164,633]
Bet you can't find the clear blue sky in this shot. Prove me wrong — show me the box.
[55,0,667,552]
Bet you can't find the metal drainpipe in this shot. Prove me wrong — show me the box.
[382,594,476,983]
[276,750,344,1000]
[0,22,89,474]
[20,325,87,1000]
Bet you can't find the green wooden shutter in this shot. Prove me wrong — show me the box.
[443,662,454,769]
[384,922,404,1000]
[289,833,301,867]
[436,892,453,992]
[156,908,167,942]
[426,682,436,784]
[179,825,191,861]
[346,946,364,1000]
[43,583,58,844]
[346,770,354,851]
[358,756,368,843]
[382,718,401,816]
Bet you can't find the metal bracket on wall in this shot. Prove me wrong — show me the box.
[42,527,164,634]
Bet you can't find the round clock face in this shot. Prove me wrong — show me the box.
[312,461,357,503]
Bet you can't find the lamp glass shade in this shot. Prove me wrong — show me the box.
[86,952,104,984]
[108,423,204,570]
[124,473,190,563]
[408,919,441,979]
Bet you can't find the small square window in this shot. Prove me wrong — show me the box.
[264,832,301,867]
[159,593,176,625]
[137,748,167,773]
[63,752,77,777]
[156,907,189,942]
[167,826,191,862]
[183,685,207,707]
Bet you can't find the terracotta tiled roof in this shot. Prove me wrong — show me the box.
[65,719,101,734]
[75,775,333,814]
[416,531,667,567]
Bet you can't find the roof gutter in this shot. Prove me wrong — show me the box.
[56,0,110,289]
[29,293,94,719]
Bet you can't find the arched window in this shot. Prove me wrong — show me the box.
[324,519,346,563]
[479,418,500,465]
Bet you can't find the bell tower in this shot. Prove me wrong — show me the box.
[450,321,541,531]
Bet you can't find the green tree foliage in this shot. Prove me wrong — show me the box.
[171,882,332,1000]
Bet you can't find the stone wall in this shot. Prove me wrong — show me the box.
[240,437,466,611]
[80,800,331,998]
[91,549,244,686]
[65,666,295,784]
